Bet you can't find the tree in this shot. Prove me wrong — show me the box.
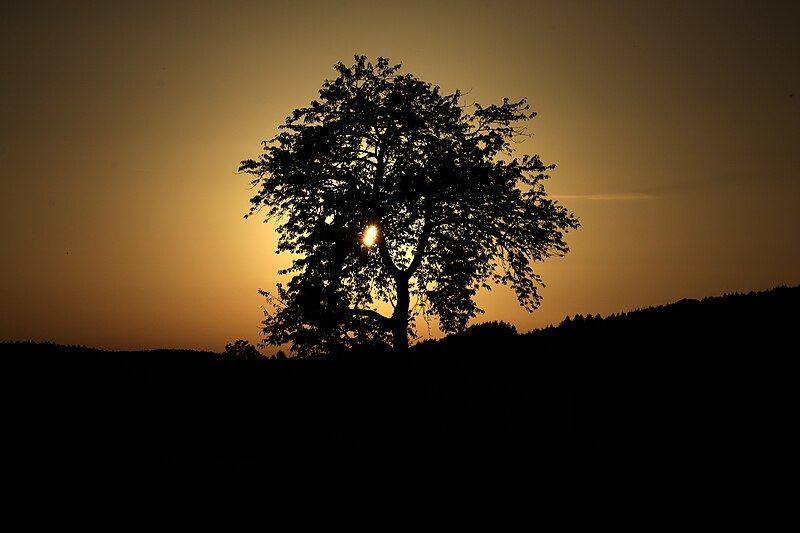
[239,55,580,356]
[224,339,262,360]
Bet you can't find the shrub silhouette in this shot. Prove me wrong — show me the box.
[224,339,262,359]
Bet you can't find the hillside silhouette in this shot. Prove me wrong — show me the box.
[3,285,795,485]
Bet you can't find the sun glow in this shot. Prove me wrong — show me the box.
[363,225,378,247]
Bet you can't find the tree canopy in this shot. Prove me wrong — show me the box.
[238,55,579,356]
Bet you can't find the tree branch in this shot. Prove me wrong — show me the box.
[378,239,404,280]
[349,307,392,330]
[404,209,433,276]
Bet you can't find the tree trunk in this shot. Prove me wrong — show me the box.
[391,276,410,352]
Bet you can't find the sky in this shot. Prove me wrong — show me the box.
[1,0,798,353]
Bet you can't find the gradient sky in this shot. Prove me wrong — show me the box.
[2,0,798,353]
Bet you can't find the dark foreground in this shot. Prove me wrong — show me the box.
[3,286,795,486]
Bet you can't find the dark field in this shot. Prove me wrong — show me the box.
[3,285,795,486]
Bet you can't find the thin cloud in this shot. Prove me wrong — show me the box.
[551,193,656,201]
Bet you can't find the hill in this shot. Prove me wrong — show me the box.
[2,285,796,485]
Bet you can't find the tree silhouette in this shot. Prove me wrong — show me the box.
[224,339,262,360]
[239,55,579,356]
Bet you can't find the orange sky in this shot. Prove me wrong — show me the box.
[2,0,798,353]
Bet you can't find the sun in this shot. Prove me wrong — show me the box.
[363,225,378,247]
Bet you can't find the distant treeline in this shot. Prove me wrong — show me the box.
[3,284,796,483]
